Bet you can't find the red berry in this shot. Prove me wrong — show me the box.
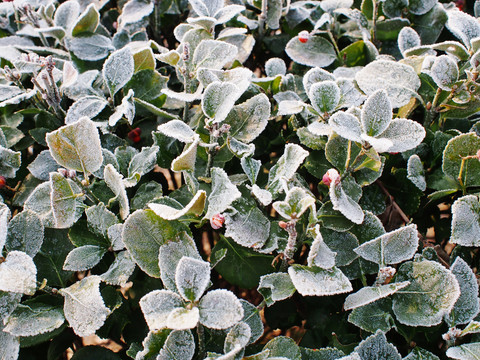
[128,128,142,142]
[278,221,288,229]
[298,31,310,43]
[322,169,340,187]
[210,213,225,229]
[0,176,6,189]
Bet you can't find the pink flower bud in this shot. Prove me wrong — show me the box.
[476,149,480,160]
[210,213,225,229]
[298,30,310,43]
[322,169,340,187]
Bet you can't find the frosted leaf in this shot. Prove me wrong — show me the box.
[171,136,199,172]
[128,146,160,180]
[109,89,135,126]
[263,336,301,360]
[330,181,364,225]
[46,116,103,174]
[0,145,21,178]
[0,205,10,253]
[86,203,118,238]
[303,67,335,94]
[63,69,100,100]
[309,81,341,114]
[321,228,359,267]
[407,154,426,191]
[451,195,480,247]
[403,347,440,360]
[24,182,55,228]
[348,299,395,333]
[3,303,64,337]
[277,100,306,115]
[223,322,251,355]
[155,50,181,66]
[0,86,23,103]
[241,156,261,185]
[71,3,99,35]
[65,34,114,61]
[108,223,125,251]
[249,184,272,206]
[445,257,480,326]
[0,251,36,295]
[149,190,206,220]
[50,172,84,229]
[215,4,245,24]
[118,0,154,27]
[157,330,195,360]
[224,205,270,248]
[224,93,270,143]
[408,0,437,15]
[361,90,392,137]
[61,61,78,89]
[393,259,460,327]
[446,9,480,48]
[188,0,221,16]
[307,227,337,269]
[307,121,332,137]
[166,307,200,330]
[320,0,353,13]
[161,87,204,103]
[63,245,107,271]
[239,300,263,344]
[205,167,241,219]
[329,111,362,142]
[60,275,110,337]
[54,0,80,30]
[227,137,255,157]
[157,120,196,143]
[100,250,136,286]
[398,27,421,55]
[5,210,43,258]
[344,282,410,311]
[431,55,459,91]
[443,133,480,188]
[202,81,239,122]
[27,150,60,181]
[337,78,366,109]
[140,289,184,330]
[285,35,336,68]
[377,119,426,153]
[354,330,401,360]
[355,60,420,108]
[446,343,480,360]
[288,264,352,296]
[0,89,37,108]
[175,256,210,302]
[258,273,296,306]
[265,58,286,77]
[338,354,361,360]
[104,164,130,220]
[460,321,480,336]
[272,187,315,220]
[430,41,469,61]
[354,224,419,266]
[267,144,309,195]
[193,40,238,70]
[199,289,244,329]
[0,322,19,360]
[102,47,134,98]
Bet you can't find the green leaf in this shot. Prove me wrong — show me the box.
[132,47,155,72]
[24,182,55,228]
[445,8,480,48]
[288,265,352,296]
[224,93,271,143]
[309,81,340,114]
[0,145,21,178]
[348,298,395,333]
[131,181,163,211]
[133,329,170,360]
[263,336,301,360]
[318,201,354,232]
[0,251,36,295]
[451,194,480,245]
[193,40,238,70]
[128,145,159,180]
[175,256,210,302]
[100,250,136,286]
[273,187,315,220]
[446,343,480,360]
[104,164,130,220]
[149,190,206,220]
[413,3,447,44]
[125,69,167,101]
[202,81,239,122]
[71,4,99,36]
[361,90,392,137]
[65,34,114,61]
[108,89,135,126]
[354,331,401,360]
[123,209,190,278]
[430,55,458,91]
[258,273,296,306]
[3,302,64,337]
[85,203,118,238]
[392,259,460,327]
[445,257,480,326]
[266,0,282,29]
[102,47,134,98]
[320,228,358,267]
[140,289,185,331]
[212,235,274,289]
[59,275,111,337]
[157,330,195,360]
[46,117,103,174]
[205,167,241,219]
[407,154,426,191]
[28,150,61,181]
[224,322,251,354]
[344,282,410,310]
[285,36,336,68]
[5,209,43,257]
[403,347,440,360]
[63,245,107,271]
[443,133,480,188]
[240,300,264,344]
[354,224,419,266]
[50,172,84,229]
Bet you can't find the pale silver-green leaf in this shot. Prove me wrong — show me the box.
[288,265,352,296]
[0,251,36,295]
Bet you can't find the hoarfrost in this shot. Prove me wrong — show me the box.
[100,250,136,286]
[376,119,425,153]
[65,95,108,124]
[3,303,64,337]
[202,81,239,122]
[407,154,426,191]
[361,90,392,137]
[60,275,110,337]
[86,203,118,238]
[102,47,134,98]
[329,111,362,142]
[5,209,43,258]
[157,119,196,143]
[193,40,238,70]
[303,67,335,94]
[398,27,421,55]
[205,167,241,219]
[171,135,198,171]
[198,289,244,329]
[109,89,135,126]
[330,181,364,225]
[139,290,184,330]
[285,35,337,68]
[63,245,106,271]
[175,256,211,302]
[0,205,10,253]
[277,100,305,115]
[108,223,125,251]
[24,182,56,228]
[50,172,83,229]
[337,78,366,109]
[446,343,480,360]
[309,81,340,114]
[249,184,272,206]
[430,55,459,91]
[450,195,480,247]
[446,9,480,48]
[157,330,195,360]
[307,228,337,269]
[104,164,130,220]
[149,190,206,220]
[224,206,270,248]
[288,265,352,296]
[0,251,36,295]
[354,330,401,360]
[344,282,410,310]
[27,150,59,181]
[258,273,296,306]
[265,58,287,77]
[0,322,19,360]
[166,307,200,330]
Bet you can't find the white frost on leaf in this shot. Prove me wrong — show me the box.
[0,251,36,295]
[166,307,200,330]
[330,180,364,225]
[430,55,459,91]
[344,282,410,311]
[249,184,273,206]
[109,89,135,126]
[361,90,392,138]
[354,330,401,360]
[50,172,84,229]
[277,100,306,115]
[198,289,244,330]
[446,343,480,360]
[104,164,130,220]
[354,224,419,266]
[288,264,352,296]
[63,245,107,271]
[446,8,480,49]
[157,330,196,360]
[157,119,196,143]
[450,195,480,247]
[205,167,241,219]
[202,81,240,122]
[308,80,340,114]
[100,250,136,287]
[193,40,238,70]
[3,303,64,337]
[407,154,426,191]
[139,289,184,331]
[149,190,206,220]
[171,136,200,172]
[0,204,10,253]
[329,111,362,142]
[102,47,134,98]
[303,67,335,94]
[65,95,108,125]
[398,27,421,55]
[59,275,111,337]
[307,226,337,269]
[175,256,211,302]
[0,322,19,360]
[258,273,296,306]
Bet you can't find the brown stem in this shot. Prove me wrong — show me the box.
[376,180,410,224]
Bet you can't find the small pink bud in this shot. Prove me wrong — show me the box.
[210,213,225,229]
[278,221,288,229]
[298,30,310,43]
[57,168,68,177]
[476,149,480,160]
[322,169,340,187]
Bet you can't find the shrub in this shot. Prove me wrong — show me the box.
[0,0,480,359]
